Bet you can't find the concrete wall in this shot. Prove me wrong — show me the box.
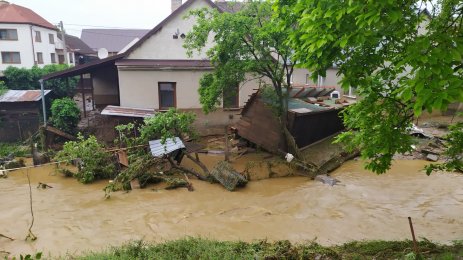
[127,0,214,60]
[118,68,259,110]
[0,23,73,72]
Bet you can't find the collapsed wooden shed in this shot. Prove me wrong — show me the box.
[0,90,51,142]
[235,87,355,153]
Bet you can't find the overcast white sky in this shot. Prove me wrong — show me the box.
[10,0,174,37]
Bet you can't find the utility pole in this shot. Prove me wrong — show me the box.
[39,79,47,126]
[59,21,69,64]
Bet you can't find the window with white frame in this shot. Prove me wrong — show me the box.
[50,53,56,63]
[0,29,18,40]
[37,52,43,64]
[158,82,176,110]
[1,52,21,64]
[223,84,239,109]
[35,31,41,42]
[49,33,54,44]
[317,75,325,87]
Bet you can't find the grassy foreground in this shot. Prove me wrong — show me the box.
[72,238,463,260]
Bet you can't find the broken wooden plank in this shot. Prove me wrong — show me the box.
[44,126,77,141]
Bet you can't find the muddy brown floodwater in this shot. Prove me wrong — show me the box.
[1,159,463,257]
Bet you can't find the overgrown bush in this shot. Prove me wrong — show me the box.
[3,65,77,98]
[51,98,80,134]
[55,134,116,183]
[0,81,7,95]
[0,143,30,157]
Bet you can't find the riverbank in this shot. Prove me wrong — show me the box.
[59,238,463,259]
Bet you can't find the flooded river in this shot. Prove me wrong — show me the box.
[1,159,462,257]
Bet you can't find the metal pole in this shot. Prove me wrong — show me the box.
[39,79,46,126]
[59,21,69,64]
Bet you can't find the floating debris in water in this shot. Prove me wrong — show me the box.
[315,174,340,186]
[210,161,247,191]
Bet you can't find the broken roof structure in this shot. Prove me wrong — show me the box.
[236,87,355,152]
[149,137,186,157]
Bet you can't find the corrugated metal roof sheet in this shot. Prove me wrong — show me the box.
[0,90,51,102]
[149,137,185,157]
[101,105,155,118]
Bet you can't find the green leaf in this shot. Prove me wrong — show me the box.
[340,37,348,48]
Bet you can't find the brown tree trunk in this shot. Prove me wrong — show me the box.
[167,157,208,181]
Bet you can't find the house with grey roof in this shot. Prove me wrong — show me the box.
[80,29,149,56]
[42,0,343,135]
[58,34,97,64]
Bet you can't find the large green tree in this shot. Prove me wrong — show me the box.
[184,1,301,157]
[275,0,463,173]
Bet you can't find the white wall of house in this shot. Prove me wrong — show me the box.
[0,23,73,72]
[127,0,214,60]
[292,68,343,92]
[118,68,258,110]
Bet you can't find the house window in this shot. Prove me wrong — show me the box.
[1,52,21,64]
[69,53,74,63]
[317,75,325,87]
[348,86,357,98]
[58,54,64,64]
[50,53,56,63]
[305,74,310,85]
[37,52,43,64]
[223,84,239,109]
[35,31,41,42]
[49,33,54,44]
[0,29,18,40]
[158,82,176,110]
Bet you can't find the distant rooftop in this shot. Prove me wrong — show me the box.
[0,1,55,30]
[215,1,244,13]
[59,34,95,55]
[80,29,150,53]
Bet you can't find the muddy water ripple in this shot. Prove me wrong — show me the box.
[1,160,462,257]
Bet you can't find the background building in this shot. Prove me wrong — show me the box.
[0,0,74,75]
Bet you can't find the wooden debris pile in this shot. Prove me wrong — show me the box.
[210,161,247,191]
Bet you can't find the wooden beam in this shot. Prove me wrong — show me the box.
[44,126,77,141]
[90,73,95,110]
[80,74,86,118]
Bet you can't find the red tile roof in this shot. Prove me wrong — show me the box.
[0,2,56,30]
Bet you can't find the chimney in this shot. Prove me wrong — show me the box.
[171,0,182,13]
[0,1,10,6]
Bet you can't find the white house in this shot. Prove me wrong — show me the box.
[0,0,74,75]
[42,0,345,134]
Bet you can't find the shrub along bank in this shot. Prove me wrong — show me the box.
[72,238,463,259]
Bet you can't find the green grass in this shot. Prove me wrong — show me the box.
[70,238,463,260]
[0,143,30,158]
